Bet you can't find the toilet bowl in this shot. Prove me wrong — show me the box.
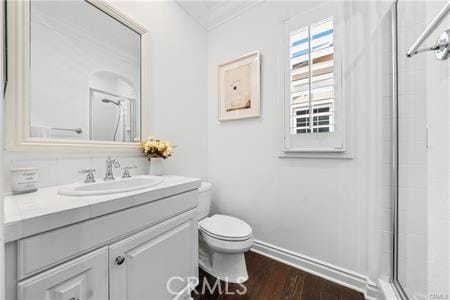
[197,182,253,283]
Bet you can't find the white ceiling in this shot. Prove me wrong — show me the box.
[175,0,264,31]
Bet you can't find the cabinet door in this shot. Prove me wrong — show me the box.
[17,247,109,300]
[109,209,198,300]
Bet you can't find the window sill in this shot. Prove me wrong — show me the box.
[278,151,353,159]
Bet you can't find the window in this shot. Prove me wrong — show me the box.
[289,17,335,135]
[291,102,334,134]
[281,4,347,155]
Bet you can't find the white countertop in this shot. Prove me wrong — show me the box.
[4,175,201,243]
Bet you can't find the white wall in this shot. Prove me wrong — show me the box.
[206,0,393,293]
[113,0,208,179]
[3,0,208,192]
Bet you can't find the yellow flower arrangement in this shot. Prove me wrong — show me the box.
[140,136,174,160]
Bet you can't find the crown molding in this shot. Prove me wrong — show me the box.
[175,1,264,31]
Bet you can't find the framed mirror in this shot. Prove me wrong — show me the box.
[5,0,150,151]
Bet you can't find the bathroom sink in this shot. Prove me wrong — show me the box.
[58,175,164,196]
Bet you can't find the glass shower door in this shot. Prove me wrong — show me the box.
[395,0,449,299]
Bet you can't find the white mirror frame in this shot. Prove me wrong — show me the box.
[5,0,151,152]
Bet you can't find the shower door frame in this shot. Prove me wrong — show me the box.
[391,1,415,299]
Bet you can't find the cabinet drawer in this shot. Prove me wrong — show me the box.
[18,247,108,300]
[18,190,198,280]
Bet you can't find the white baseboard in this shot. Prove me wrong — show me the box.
[378,279,400,300]
[251,240,380,300]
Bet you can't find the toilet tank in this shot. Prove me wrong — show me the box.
[197,182,212,220]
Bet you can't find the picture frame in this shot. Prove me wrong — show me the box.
[218,51,260,121]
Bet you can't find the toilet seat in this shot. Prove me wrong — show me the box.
[199,215,252,241]
[198,213,253,283]
[200,230,253,254]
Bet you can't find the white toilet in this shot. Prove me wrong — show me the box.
[197,182,253,283]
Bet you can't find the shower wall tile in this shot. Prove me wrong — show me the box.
[426,3,449,294]
[396,0,430,297]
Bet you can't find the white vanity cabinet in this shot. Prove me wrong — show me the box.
[5,182,200,300]
[17,247,109,300]
[110,211,198,300]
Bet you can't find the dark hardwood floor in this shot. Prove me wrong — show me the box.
[192,251,364,300]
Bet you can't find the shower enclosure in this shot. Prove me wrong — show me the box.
[392,1,449,299]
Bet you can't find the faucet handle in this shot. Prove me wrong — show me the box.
[122,166,137,178]
[79,169,96,183]
[114,160,121,168]
[79,169,96,174]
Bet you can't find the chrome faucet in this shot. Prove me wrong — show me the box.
[104,156,120,181]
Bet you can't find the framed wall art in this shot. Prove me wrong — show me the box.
[218,51,260,121]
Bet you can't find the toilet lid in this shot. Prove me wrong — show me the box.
[199,215,252,241]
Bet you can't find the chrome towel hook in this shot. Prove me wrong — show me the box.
[406,1,450,60]
[434,30,450,60]
[407,30,450,60]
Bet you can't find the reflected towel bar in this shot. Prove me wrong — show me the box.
[406,1,449,58]
[52,127,83,134]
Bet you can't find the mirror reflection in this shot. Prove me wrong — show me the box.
[30,0,141,142]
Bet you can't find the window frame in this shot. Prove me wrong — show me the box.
[280,3,350,157]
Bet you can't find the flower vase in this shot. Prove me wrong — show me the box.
[148,158,164,176]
